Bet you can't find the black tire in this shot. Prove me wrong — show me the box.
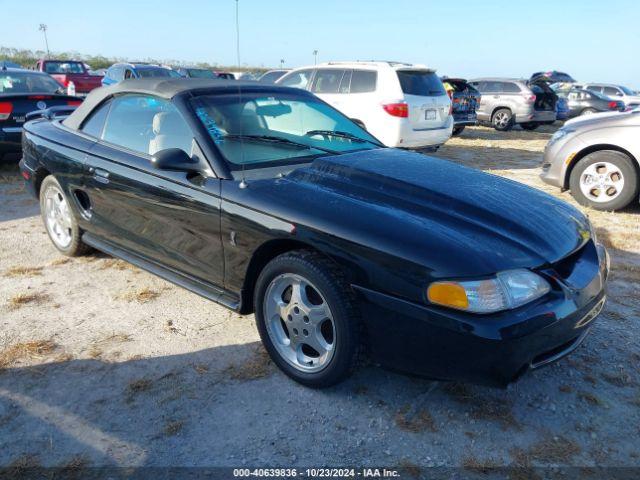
[520,122,539,131]
[253,250,360,388]
[39,175,90,256]
[580,108,597,116]
[569,151,639,211]
[492,108,513,131]
[452,125,465,136]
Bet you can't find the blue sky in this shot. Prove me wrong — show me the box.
[3,0,639,87]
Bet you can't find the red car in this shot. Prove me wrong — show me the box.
[35,60,102,95]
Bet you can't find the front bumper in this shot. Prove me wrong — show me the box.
[540,132,586,189]
[355,243,608,387]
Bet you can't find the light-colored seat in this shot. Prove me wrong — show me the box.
[148,111,192,155]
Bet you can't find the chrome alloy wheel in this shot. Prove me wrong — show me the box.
[493,111,510,128]
[263,273,335,373]
[43,184,73,248]
[579,161,625,203]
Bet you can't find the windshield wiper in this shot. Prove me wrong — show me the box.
[224,134,337,154]
[304,130,383,147]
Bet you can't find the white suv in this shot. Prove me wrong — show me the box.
[276,61,453,149]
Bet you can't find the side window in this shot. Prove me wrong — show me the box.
[101,95,193,156]
[350,70,377,93]
[81,99,112,138]
[279,69,313,89]
[310,69,345,94]
[483,82,498,93]
[603,86,619,96]
[124,69,133,79]
[501,82,521,93]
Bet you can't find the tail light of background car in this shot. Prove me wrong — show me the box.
[523,94,536,104]
[0,102,13,121]
[382,103,409,118]
[608,101,619,110]
[67,100,82,106]
[28,95,52,100]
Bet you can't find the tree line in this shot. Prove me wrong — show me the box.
[0,46,264,72]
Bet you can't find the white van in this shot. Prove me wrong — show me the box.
[276,61,453,149]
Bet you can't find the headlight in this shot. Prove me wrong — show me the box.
[548,128,575,147]
[427,269,551,313]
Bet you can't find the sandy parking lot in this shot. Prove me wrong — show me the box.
[1,126,639,476]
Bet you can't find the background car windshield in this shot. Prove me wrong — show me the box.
[137,68,172,78]
[188,69,216,78]
[619,85,635,95]
[396,70,446,96]
[190,92,381,169]
[0,72,63,94]
[44,62,84,74]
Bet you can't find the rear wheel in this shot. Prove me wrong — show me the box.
[492,109,513,131]
[39,176,90,256]
[452,125,465,136]
[520,122,539,131]
[254,250,360,388]
[569,150,638,211]
[581,108,597,116]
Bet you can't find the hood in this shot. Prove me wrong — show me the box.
[565,110,640,129]
[277,149,590,278]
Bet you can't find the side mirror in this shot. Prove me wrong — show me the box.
[151,148,201,173]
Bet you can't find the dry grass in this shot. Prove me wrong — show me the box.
[3,265,43,277]
[470,398,520,430]
[127,378,153,394]
[394,405,438,433]
[0,340,57,369]
[6,454,41,475]
[118,287,160,303]
[99,258,138,272]
[441,382,475,403]
[559,384,573,394]
[49,257,71,266]
[6,292,50,310]
[193,364,209,374]
[60,454,89,474]
[462,455,500,473]
[86,333,131,359]
[397,459,422,478]
[527,435,581,463]
[578,391,605,407]
[601,370,635,387]
[163,420,184,436]
[225,348,272,381]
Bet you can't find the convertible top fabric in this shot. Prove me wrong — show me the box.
[63,78,295,130]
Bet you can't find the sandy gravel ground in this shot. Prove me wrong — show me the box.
[0,125,639,476]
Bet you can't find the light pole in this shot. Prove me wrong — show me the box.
[280,59,285,68]
[234,0,240,68]
[39,24,50,58]
[313,50,318,65]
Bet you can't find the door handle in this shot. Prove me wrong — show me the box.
[93,168,110,184]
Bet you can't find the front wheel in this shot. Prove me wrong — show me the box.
[520,122,539,131]
[492,109,513,131]
[581,108,597,116]
[254,250,360,388]
[569,150,639,211]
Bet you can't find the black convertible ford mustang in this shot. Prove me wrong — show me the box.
[20,79,609,387]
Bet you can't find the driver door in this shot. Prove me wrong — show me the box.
[78,94,225,286]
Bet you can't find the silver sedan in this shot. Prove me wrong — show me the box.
[540,109,640,211]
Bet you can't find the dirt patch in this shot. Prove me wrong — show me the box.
[394,405,438,433]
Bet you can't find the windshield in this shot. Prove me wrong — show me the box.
[137,68,172,78]
[397,70,446,96]
[43,62,85,74]
[187,69,216,78]
[191,91,382,169]
[0,72,63,94]
[619,85,635,95]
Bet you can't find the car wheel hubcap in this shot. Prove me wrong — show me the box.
[494,112,509,127]
[264,273,335,373]
[579,162,625,203]
[44,185,73,248]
